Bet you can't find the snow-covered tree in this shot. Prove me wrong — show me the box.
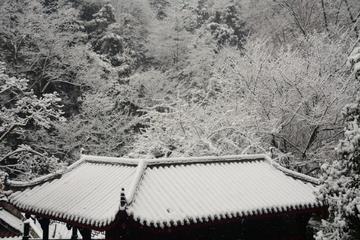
[240,0,360,50]
[80,1,149,78]
[129,94,265,158]
[145,7,194,71]
[0,0,92,116]
[62,79,141,158]
[315,46,360,239]
[149,0,171,20]
[0,62,66,181]
[127,47,267,158]
[218,29,357,173]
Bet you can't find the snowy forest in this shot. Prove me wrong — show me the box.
[0,0,360,238]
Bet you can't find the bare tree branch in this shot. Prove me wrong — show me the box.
[0,118,31,143]
[344,0,359,38]
[0,147,46,164]
[321,0,329,34]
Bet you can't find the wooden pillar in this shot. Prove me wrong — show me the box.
[22,220,30,240]
[297,213,312,240]
[39,218,50,240]
[71,226,78,240]
[79,228,91,240]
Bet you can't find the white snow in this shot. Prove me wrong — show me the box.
[125,159,147,204]
[8,159,136,230]
[0,208,23,232]
[127,157,322,228]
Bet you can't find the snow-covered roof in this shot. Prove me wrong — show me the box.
[0,208,23,235]
[6,154,325,231]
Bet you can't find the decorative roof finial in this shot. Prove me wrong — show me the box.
[120,188,127,210]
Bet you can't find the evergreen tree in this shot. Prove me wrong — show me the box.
[315,47,360,239]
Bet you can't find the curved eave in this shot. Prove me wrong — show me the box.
[0,220,22,237]
[8,203,126,232]
[4,158,86,192]
[127,205,329,233]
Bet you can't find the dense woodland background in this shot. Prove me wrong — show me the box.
[0,0,360,238]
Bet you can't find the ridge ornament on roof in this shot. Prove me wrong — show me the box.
[5,154,328,240]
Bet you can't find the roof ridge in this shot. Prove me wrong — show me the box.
[125,159,147,205]
[144,154,266,165]
[263,155,320,185]
[64,155,86,173]
[5,154,319,191]
[82,155,140,165]
[80,154,267,165]
[80,154,320,184]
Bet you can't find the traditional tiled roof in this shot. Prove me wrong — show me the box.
[6,154,325,231]
[0,208,23,237]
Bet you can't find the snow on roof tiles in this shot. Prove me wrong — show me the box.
[0,208,23,233]
[8,158,136,229]
[7,154,323,230]
[127,160,322,228]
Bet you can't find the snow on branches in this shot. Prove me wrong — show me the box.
[347,47,360,80]
[0,62,66,181]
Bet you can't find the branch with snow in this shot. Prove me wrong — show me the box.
[0,118,31,143]
[0,62,66,182]
[0,145,46,164]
